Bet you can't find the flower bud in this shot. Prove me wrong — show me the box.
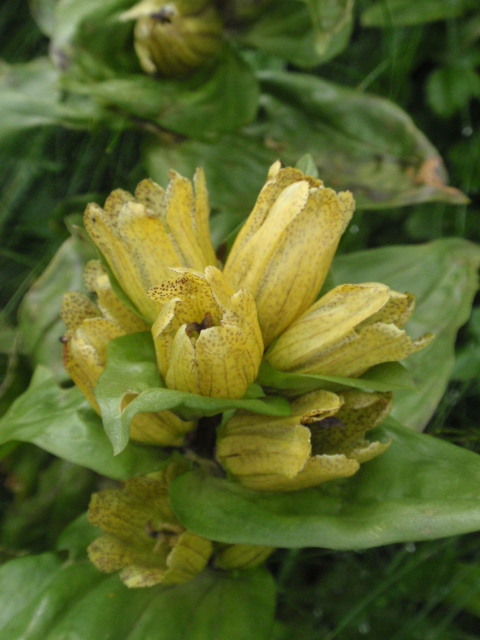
[61,292,195,447]
[266,283,433,377]
[121,0,223,77]
[84,170,216,323]
[88,472,213,587]
[223,161,354,346]
[216,389,392,492]
[149,266,263,398]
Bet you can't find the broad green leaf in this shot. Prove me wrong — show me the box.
[170,419,480,549]
[18,235,95,382]
[332,238,480,429]
[0,555,276,640]
[257,71,468,208]
[67,43,259,139]
[257,361,414,395]
[362,0,477,27]
[0,554,64,630]
[96,333,291,454]
[241,0,353,67]
[0,366,169,479]
[0,58,111,140]
[146,70,467,214]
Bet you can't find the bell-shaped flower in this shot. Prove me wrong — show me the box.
[216,389,392,492]
[84,169,216,322]
[266,283,433,377]
[121,0,223,77]
[149,265,263,398]
[61,292,194,447]
[88,466,213,587]
[223,161,355,346]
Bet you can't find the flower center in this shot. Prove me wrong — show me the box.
[185,311,215,338]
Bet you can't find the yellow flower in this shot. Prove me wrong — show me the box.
[84,170,216,322]
[88,466,213,587]
[121,0,223,77]
[61,291,194,447]
[216,389,392,491]
[266,283,434,377]
[223,161,355,346]
[149,266,264,398]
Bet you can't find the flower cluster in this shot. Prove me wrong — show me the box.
[63,161,432,586]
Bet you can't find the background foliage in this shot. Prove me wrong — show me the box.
[0,0,479,637]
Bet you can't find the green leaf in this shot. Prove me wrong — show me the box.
[0,555,276,640]
[0,367,169,479]
[170,419,480,549]
[332,238,480,430]
[146,69,468,214]
[241,0,353,67]
[257,361,415,395]
[361,0,478,27]
[257,70,468,208]
[65,43,259,139]
[96,333,291,454]
[18,236,95,383]
[0,58,111,140]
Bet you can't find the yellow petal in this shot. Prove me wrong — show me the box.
[163,532,213,585]
[224,164,354,345]
[150,267,263,399]
[84,172,217,323]
[83,260,149,333]
[266,283,392,371]
[267,284,432,378]
[61,292,100,332]
[263,454,359,492]
[121,392,195,447]
[215,544,275,570]
[311,391,392,456]
[216,413,312,480]
[63,317,124,412]
[303,323,433,378]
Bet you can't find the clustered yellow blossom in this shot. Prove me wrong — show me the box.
[63,160,432,587]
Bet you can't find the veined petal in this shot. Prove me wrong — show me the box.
[300,323,433,378]
[150,267,263,399]
[84,172,217,323]
[216,389,392,492]
[266,284,392,370]
[88,473,213,588]
[224,163,354,345]
[215,544,275,570]
[63,317,124,412]
[267,284,433,377]
[122,393,195,447]
[83,260,149,333]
